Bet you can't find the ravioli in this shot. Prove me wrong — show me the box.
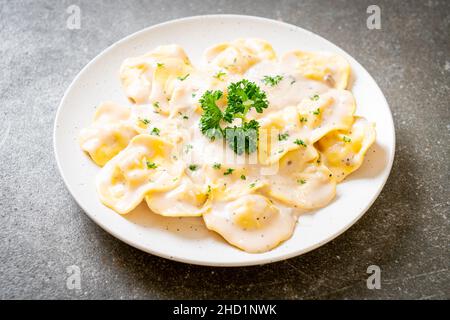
[204,38,276,74]
[120,45,192,108]
[205,164,268,202]
[96,134,184,214]
[79,102,138,166]
[297,89,355,142]
[203,194,297,253]
[258,105,305,165]
[265,147,337,209]
[79,39,376,254]
[145,176,210,217]
[257,89,354,165]
[316,117,376,182]
[281,50,350,89]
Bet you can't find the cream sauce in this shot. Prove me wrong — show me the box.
[79,40,375,253]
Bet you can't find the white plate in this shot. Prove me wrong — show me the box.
[54,15,395,266]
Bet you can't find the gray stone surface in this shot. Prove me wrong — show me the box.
[0,0,449,300]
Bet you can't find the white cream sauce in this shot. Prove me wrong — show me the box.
[80,41,375,253]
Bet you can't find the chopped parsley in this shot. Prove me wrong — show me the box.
[294,139,307,147]
[299,116,308,123]
[214,70,227,80]
[189,164,198,171]
[184,144,193,153]
[297,179,306,185]
[146,161,158,169]
[139,118,150,125]
[178,112,189,120]
[240,174,246,180]
[278,132,289,141]
[312,108,321,115]
[156,62,164,67]
[310,94,320,101]
[212,163,222,170]
[153,102,160,109]
[262,75,283,86]
[249,182,256,188]
[223,168,235,176]
[177,73,190,81]
[343,136,352,143]
[150,127,160,136]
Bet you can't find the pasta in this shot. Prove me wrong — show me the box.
[79,39,376,253]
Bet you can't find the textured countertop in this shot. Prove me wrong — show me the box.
[0,0,448,299]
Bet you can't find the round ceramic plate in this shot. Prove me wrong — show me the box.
[54,15,395,266]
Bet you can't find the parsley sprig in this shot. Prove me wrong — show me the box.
[198,80,269,155]
[199,90,224,140]
[224,79,269,123]
[224,120,260,155]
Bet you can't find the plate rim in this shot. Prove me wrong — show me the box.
[53,14,396,267]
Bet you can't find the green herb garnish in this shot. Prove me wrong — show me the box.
[294,139,307,147]
[184,144,193,153]
[214,70,227,80]
[177,73,190,81]
[224,120,260,155]
[146,161,158,169]
[150,127,160,136]
[224,168,235,176]
[198,80,268,155]
[178,112,189,120]
[262,75,283,86]
[223,79,269,123]
[278,132,289,141]
[199,90,224,139]
[139,118,150,125]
